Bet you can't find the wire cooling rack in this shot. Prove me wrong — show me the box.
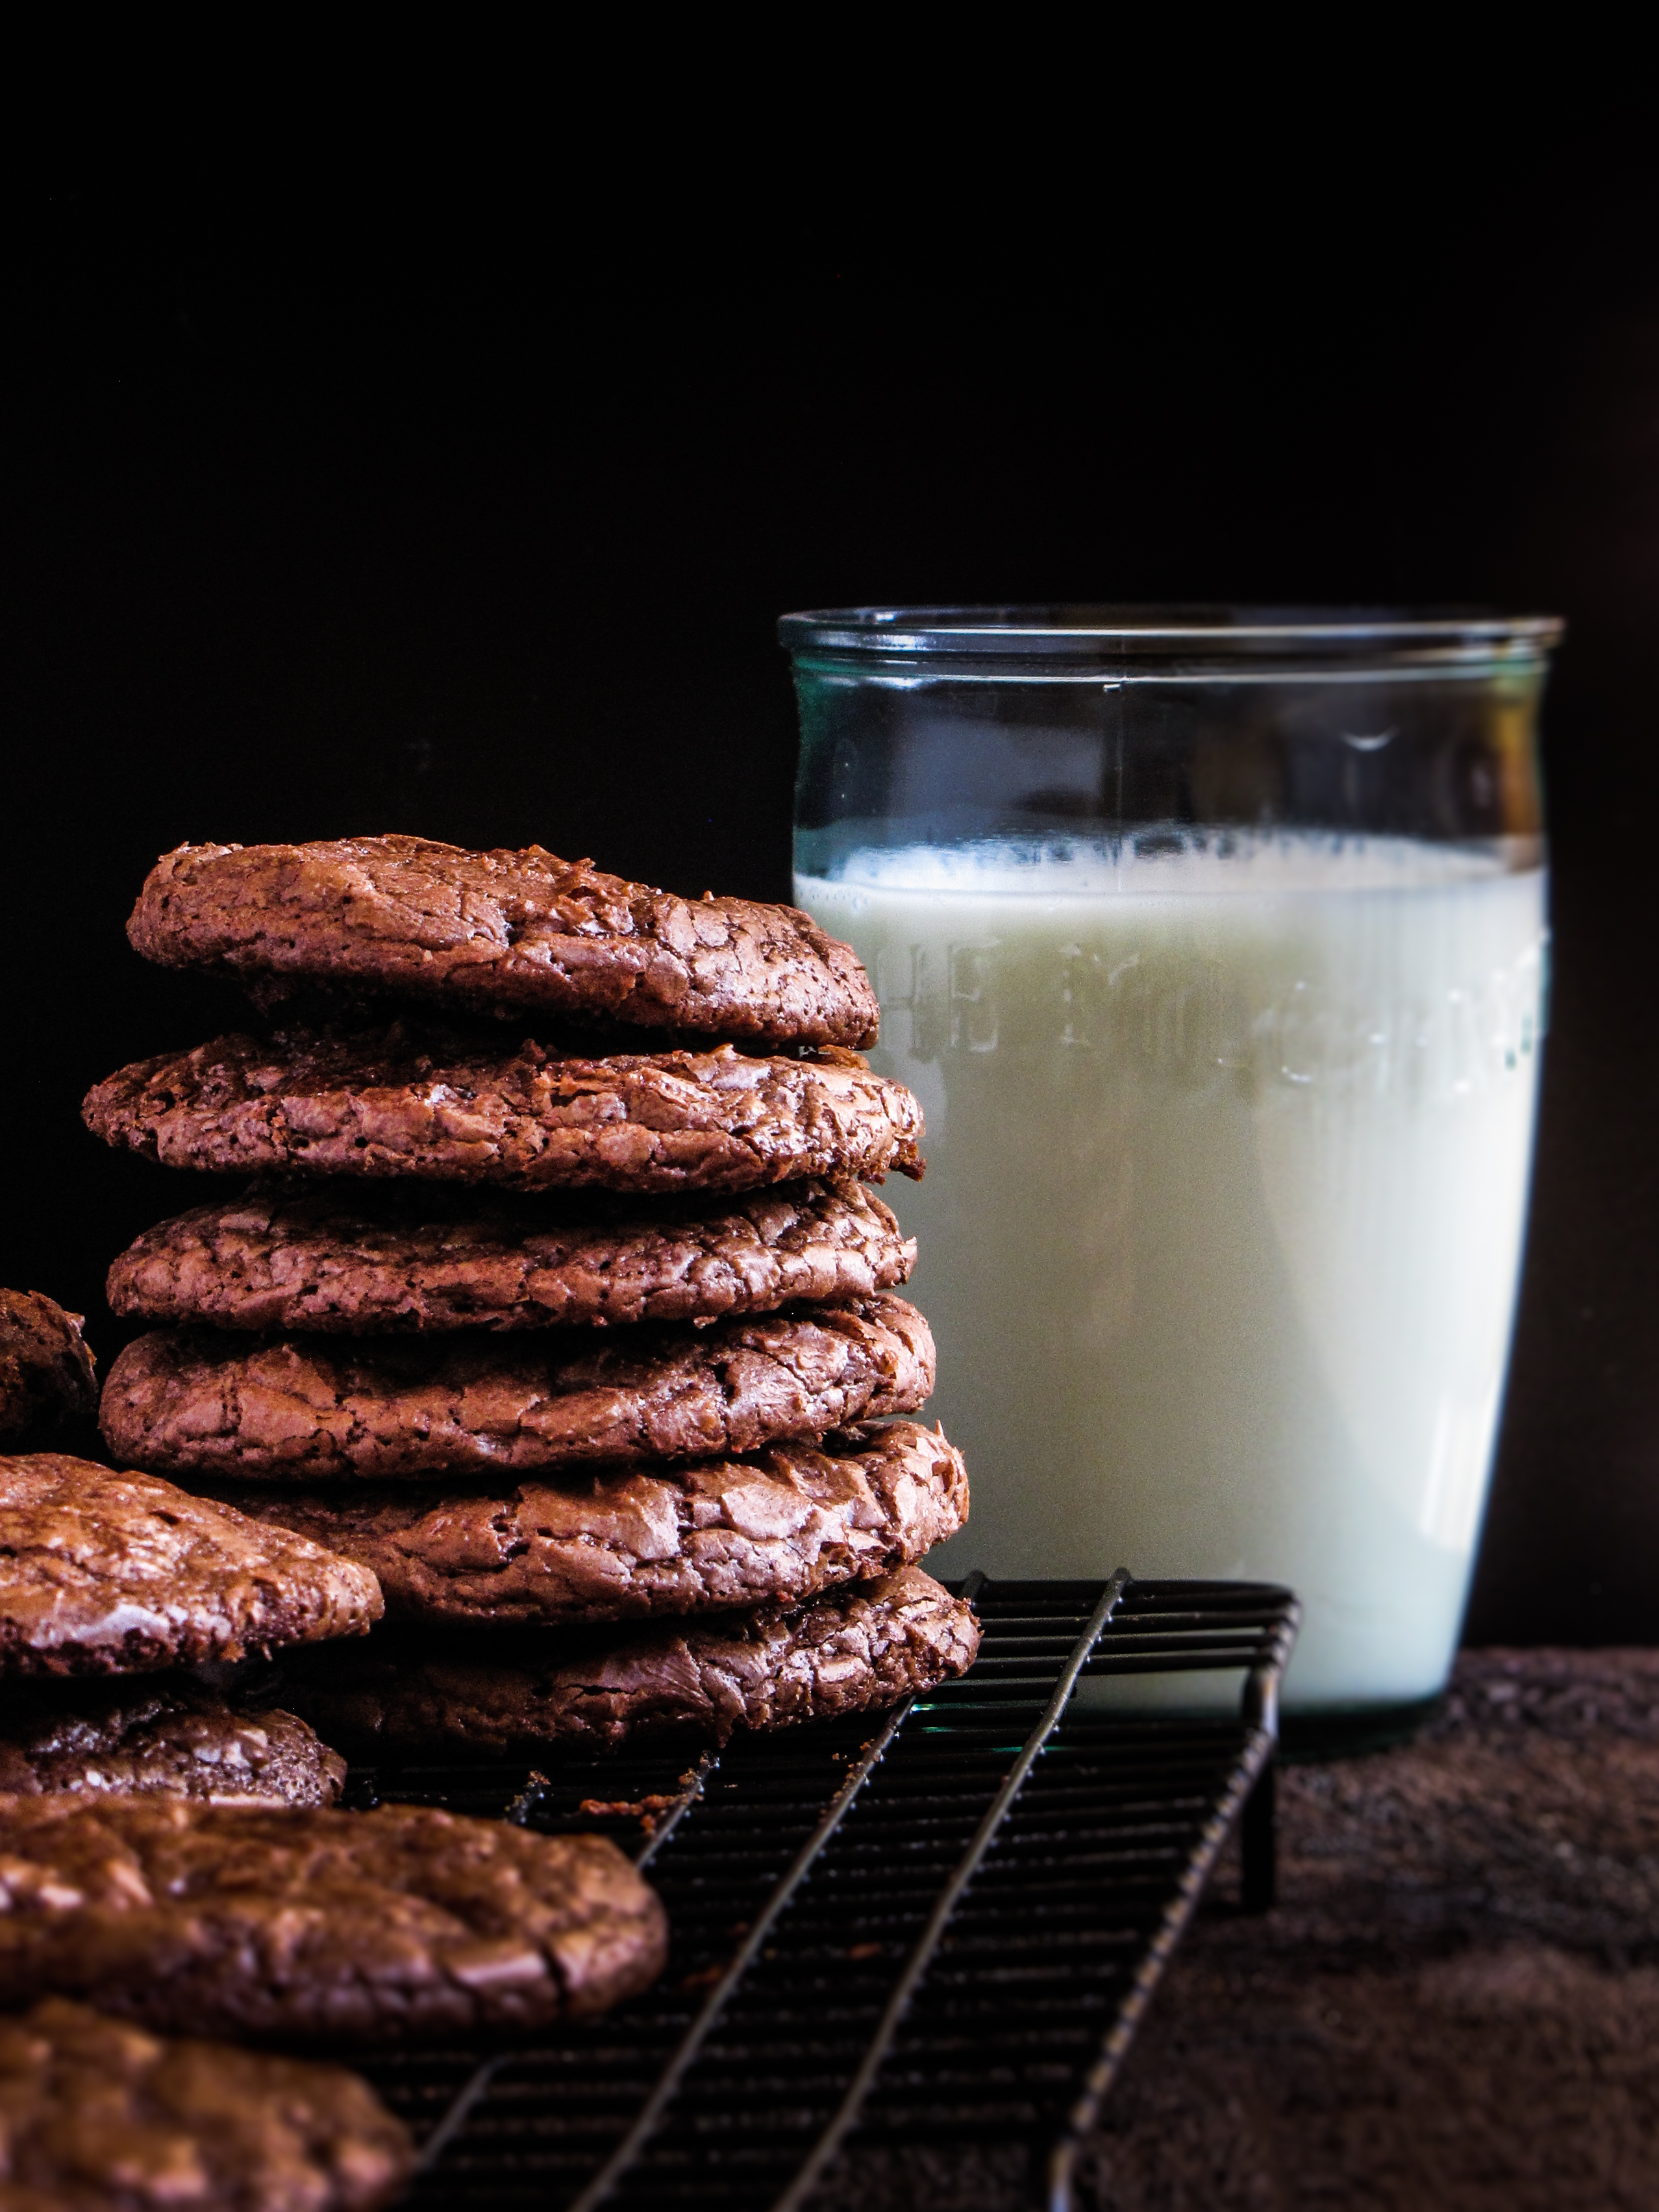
[347,1574,1297,2211]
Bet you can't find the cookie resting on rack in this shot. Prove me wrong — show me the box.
[0,1797,667,2041]
[278,1565,982,1758]
[0,1998,412,2211]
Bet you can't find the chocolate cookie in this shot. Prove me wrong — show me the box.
[0,1678,346,1805]
[0,1453,382,1677]
[0,1998,412,2211]
[0,1798,666,2040]
[218,1420,967,1626]
[108,1174,916,1334]
[82,1025,924,1194]
[0,1289,97,1448]
[99,1296,935,1482]
[281,1565,980,1758]
[128,836,880,1045]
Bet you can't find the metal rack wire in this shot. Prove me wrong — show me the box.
[350,1573,1297,2211]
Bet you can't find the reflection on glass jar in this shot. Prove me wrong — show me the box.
[785,609,1560,1715]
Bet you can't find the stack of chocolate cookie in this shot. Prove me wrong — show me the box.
[0,1441,382,1802]
[83,836,979,1758]
[0,1454,671,2212]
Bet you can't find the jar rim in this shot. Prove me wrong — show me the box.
[779,604,1564,669]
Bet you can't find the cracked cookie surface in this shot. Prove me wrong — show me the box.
[0,1997,412,2211]
[0,1677,346,1805]
[127,836,880,1045]
[83,1025,924,1195]
[0,1797,667,2039]
[108,1174,915,1333]
[281,1565,981,1758]
[0,1453,382,1677]
[100,1297,935,1481]
[218,1419,967,1625]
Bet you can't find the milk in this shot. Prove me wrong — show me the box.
[797,836,1546,1709]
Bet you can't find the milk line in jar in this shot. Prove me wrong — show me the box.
[798,830,1546,1710]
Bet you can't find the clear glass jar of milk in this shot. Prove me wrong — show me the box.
[783,608,1561,1719]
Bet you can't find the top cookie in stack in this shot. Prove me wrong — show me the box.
[82,838,975,1741]
[125,835,884,1045]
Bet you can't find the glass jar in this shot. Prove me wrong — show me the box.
[783,606,1561,1716]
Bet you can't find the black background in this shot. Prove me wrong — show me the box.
[5,171,1657,1643]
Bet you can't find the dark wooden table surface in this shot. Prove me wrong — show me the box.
[1081,1647,1659,2211]
[828,1647,1659,2209]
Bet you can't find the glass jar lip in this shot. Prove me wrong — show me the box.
[779,604,1564,669]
